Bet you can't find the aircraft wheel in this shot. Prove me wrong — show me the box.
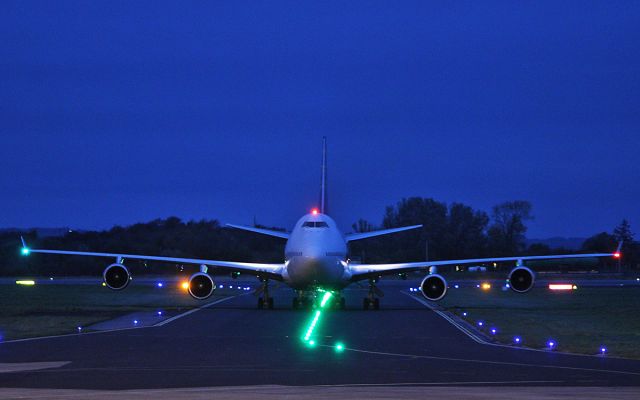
[257,297,264,309]
[267,297,274,309]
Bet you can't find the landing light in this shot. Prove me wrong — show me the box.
[181,281,189,290]
[157,282,163,288]
[491,328,497,335]
[548,340,556,349]
[601,347,607,355]
[549,284,576,291]
[481,283,491,290]
[514,336,522,344]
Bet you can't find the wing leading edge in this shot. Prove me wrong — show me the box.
[21,245,284,279]
[349,251,618,281]
[345,225,422,242]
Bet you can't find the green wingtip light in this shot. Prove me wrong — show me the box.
[21,247,30,256]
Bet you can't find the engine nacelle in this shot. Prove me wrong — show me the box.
[508,266,535,293]
[188,272,216,300]
[103,263,131,290]
[420,274,448,301]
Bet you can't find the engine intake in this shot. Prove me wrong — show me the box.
[508,266,535,293]
[103,263,130,290]
[188,272,216,300]
[420,274,448,301]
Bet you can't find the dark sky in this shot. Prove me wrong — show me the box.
[1,1,639,238]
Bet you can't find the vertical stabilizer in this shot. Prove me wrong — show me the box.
[320,137,328,214]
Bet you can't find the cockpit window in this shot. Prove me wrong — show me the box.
[302,221,329,228]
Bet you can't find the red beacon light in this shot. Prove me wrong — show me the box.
[311,208,319,215]
[613,252,621,258]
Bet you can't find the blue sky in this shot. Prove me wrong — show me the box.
[1,1,639,237]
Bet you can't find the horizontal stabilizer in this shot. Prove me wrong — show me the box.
[345,225,422,242]
[225,224,290,239]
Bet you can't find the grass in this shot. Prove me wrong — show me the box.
[436,284,640,359]
[0,281,238,340]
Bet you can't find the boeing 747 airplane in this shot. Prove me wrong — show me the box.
[20,138,621,309]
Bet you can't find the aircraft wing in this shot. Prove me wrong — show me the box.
[21,240,284,279]
[345,225,422,242]
[225,224,290,239]
[349,251,619,281]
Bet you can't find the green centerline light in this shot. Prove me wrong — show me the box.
[335,342,345,352]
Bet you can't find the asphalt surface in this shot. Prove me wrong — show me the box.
[1,281,639,390]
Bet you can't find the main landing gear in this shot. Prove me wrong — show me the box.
[363,278,383,310]
[257,278,274,309]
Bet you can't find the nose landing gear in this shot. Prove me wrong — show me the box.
[292,290,346,310]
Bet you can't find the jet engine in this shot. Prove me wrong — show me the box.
[188,272,216,300]
[508,266,535,293]
[103,263,131,290]
[420,274,448,301]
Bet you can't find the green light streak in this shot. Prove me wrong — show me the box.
[320,292,332,307]
[303,311,322,341]
[301,291,334,344]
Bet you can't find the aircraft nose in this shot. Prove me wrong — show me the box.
[287,257,343,288]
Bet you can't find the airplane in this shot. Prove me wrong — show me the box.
[19,138,622,310]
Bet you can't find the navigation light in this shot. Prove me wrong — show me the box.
[311,208,319,215]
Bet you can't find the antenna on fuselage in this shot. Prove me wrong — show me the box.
[320,136,328,214]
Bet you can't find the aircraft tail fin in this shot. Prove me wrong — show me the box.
[320,136,328,214]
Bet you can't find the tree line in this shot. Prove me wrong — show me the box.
[351,198,637,271]
[0,198,637,276]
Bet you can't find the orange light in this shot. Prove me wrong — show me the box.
[311,208,319,215]
[613,252,621,258]
[481,283,491,291]
[181,281,189,290]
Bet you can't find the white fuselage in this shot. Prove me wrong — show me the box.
[282,213,351,290]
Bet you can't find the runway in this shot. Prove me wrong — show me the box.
[0,281,639,390]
